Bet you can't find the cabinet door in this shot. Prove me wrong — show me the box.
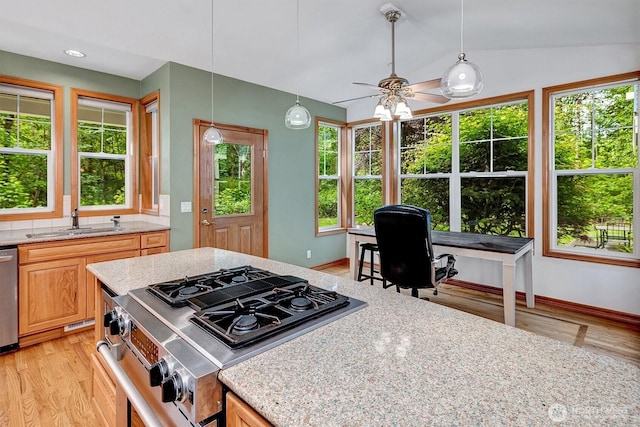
[19,258,87,335]
[226,392,272,427]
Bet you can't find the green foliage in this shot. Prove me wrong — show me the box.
[214,143,252,215]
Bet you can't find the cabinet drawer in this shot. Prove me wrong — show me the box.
[19,234,141,264]
[91,353,116,427]
[141,231,168,249]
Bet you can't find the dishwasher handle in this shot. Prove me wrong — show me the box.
[0,255,15,263]
[96,341,163,427]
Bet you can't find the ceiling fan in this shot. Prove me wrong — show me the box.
[333,5,449,120]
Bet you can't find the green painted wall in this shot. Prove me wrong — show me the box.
[0,51,140,195]
[2,50,350,267]
[154,63,348,266]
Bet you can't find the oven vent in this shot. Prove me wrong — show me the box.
[64,319,96,332]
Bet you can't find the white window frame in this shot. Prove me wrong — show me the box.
[398,97,532,236]
[75,95,135,211]
[316,118,344,234]
[544,75,639,264]
[0,82,58,216]
[352,122,384,227]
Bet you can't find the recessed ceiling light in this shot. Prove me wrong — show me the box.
[64,49,86,58]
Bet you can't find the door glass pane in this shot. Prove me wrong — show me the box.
[214,143,251,215]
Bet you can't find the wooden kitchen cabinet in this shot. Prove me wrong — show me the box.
[18,230,169,346]
[140,230,168,255]
[19,257,87,335]
[226,392,273,427]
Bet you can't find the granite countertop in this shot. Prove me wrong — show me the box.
[0,221,169,246]
[87,248,640,426]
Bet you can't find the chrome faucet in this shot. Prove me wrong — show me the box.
[110,215,121,229]
[71,207,79,229]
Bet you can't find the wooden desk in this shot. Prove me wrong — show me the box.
[347,227,535,327]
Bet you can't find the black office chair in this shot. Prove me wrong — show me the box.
[373,204,458,299]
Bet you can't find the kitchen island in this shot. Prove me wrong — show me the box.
[88,248,639,426]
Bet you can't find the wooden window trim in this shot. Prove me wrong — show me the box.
[542,71,640,268]
[140,90,160,216]
[316,117,348,236]
[70,88,139,217]
[393,91,535,237]
[0,75,63,221]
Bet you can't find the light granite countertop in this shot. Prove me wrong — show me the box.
[87,248,640,426]
[0,221,169,246]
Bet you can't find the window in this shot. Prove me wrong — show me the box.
[543,72,639,266]
[316,118,346,234]
[0,77,63,219]
[399,92,533,236]
[141,91,160,215]
[71,89,139,215]
[352,122,384,226]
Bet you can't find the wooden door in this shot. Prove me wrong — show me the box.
[195,121,268,256]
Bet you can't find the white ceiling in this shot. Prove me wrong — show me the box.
[1,0,639,114]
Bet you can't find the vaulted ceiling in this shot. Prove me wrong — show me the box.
[2,0,638,119]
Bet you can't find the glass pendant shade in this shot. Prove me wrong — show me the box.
[441,53,483,98]
[395,100,412,118]
[285,100,311,129]
[379,109,393,121]
[203,124,224,145]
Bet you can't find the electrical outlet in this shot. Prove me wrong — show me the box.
[306,250,312,259]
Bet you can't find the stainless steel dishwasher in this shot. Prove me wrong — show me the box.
[0,246,18,354]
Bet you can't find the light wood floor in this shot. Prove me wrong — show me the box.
[1,266,638,426]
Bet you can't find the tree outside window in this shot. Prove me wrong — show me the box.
[353,123,383,226]
[0,78,62,219]
[317,122,340,230]
[545,74,638,263]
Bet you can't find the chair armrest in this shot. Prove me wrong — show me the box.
[431,254,457,285]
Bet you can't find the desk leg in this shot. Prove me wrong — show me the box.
[523,249,535,308]
[502,260,516,327]
[349,237,359,281]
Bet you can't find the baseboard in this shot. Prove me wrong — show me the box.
[311,258,349,270]
[445,278,640,327]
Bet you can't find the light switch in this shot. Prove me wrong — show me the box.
[180,201,192,213]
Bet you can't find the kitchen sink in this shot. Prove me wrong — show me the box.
[26,227,121,238]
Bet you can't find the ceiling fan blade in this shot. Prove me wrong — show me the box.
[405,78,441,92]
[353,82,381,89]
[411,92,450,104]
[332,94,378,105]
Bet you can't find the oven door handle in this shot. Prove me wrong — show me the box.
[97,340,163,427]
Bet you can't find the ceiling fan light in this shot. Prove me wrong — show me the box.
[285,101,311,129]
[373,100,387,118]
[441,54,483,98]
[379,108,393,121]
[203,125,224,145]
[395,100,411,117]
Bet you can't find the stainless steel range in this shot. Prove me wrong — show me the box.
[98,266,366,426]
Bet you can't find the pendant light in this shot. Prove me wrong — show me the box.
[441,0,483,98]
[285,0,311,129]
[203,0,224,144]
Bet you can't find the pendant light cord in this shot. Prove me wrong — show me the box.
[460,0,464,53]
[210,0,215,124]
[295,0,300,103]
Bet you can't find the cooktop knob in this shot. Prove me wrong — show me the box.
[103,310,116,328]
[161,373,184,403]
[149,359,169,387]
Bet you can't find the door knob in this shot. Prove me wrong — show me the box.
[201,219,213,226]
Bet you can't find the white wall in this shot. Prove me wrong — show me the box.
[349,44,640,315]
